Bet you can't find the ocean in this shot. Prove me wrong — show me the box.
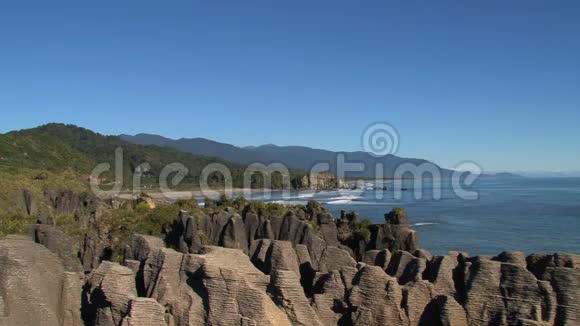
[251,177,580,256]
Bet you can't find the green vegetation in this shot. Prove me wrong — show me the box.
[216,194,234,207]
[391,207,406,216]
[103,202,181,262]
[233,196,247,209]
[0,212,33,238]
[174,198,200,212]
[0,166,88,215]
[0,123,251,189]
[337,222,351,242]
[0,123,318,238]
[354,218,372,241]
[336,211,373,243]
[54,214,86,237]
[0,123,311,192]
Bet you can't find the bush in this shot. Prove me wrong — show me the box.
[354,218,372,241]
[0,213,32,238]
[264,202,287,217]
[103,203,181,262]
[307,219,320,234]
[216,194,234,207]
[306,200,321,212]
[198,230,209,246]
[245,200,265,214]
[54,213,86,236]
[204,196,216,209]
[175,198,200,212]
[336,218,372,244]
[233,196,247,209]
[337,222,352,242]
[135,201,151,213]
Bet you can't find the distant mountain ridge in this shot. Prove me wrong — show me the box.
[120,133,456,179]
[0,124,310,190]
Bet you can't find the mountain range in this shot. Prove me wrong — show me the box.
[120,133,455,179]
[0,124,306,191]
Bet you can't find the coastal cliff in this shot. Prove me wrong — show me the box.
[0,194,578,325]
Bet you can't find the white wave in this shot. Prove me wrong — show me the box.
[326,195,362,201]
[412,222,439,226]
[325,199,355,205]
[269,200,309,206]
[294,192,315,199]
[324,199,387,205]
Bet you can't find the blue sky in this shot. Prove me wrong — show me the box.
[1,1,579,172]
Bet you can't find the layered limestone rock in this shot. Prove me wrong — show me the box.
[539,262,580,325]
[363,249,391,271]
[0,235,82,326]
[29,223,83,272]
[387,250,427,285]
[432,295,469,326]
[3,197,580,326]
[368,208,420,253]
[349,265,410,325]
[403,281,435,326]
[25,190,113,272]
[462,257,557,325]
[121,298,166,326]
[86,261,138,326]
[301,173,338,190]
[426,255,460,298]
[312,266,358,325]
[127,236,293,326]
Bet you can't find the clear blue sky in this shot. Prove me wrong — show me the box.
[1,1,579,172]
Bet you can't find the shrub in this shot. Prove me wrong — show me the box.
[392,207,406,216]
[198,230,209,246]
[103,203,181,263]
[337,222,352,242]
[306,200,321,211]
[204,196,216,209]
[216,194,234,207]
[307,219,320,234]
[233,196,247,209]
[54,213,86,236]
[246,200,265,214]
[264,202,287,217]
[0,213,32,238]
[354,218,372,241]
[175,198,200,212]
[135,201,151,213]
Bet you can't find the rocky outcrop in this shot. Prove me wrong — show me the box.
[530,254,580,325]
[125,237,294,326]
[387,250,427,285]
[403,281,435,326]
[121,298,166,326]
[166,211,203,254]
[85,261,138,325]
[23,190,113,272]
[349,265,410,325]
[0,235,82,326]
[301,173,337,190]
[2,196,580,326]
[462,257,557,325]
[432,295,469,326]
[426,255,460,298]
[363,249,391,271]
[368,208,420,253]
[29,223,83,272]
